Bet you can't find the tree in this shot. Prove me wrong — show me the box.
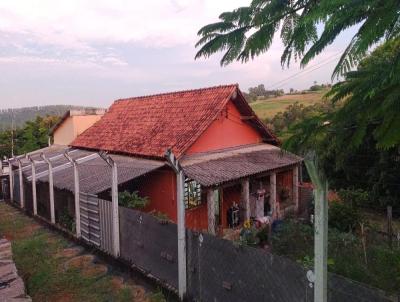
[0,115,60,158]
[195,0,400,77]
[284,39,400,209]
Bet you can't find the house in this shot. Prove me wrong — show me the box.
[6,84,302,237]
[70,84,302,234]
[50,109,106,145]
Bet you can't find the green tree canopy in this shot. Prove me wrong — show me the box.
[195,0,400,77]
[284,39,400,208]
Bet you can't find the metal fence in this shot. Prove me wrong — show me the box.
[99,198,114,255]
[118,207,391,302]
[79,192,101,247]
[119,206,179,289]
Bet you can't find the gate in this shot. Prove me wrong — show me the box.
[99,198,113,255]
[79,192,101,247]
[79,193,113,254]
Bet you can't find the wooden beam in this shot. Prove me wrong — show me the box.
[207,188,216,235]
[240,115,255,120]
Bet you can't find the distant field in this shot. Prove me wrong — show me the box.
[250,90,327,120]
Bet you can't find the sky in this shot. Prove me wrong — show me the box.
[0,0,356,109]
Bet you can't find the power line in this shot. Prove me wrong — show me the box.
[265,52,342,90]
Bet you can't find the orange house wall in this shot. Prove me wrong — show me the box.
[138,168,210,231]
[140,169,177,222]
[186,101,263,154]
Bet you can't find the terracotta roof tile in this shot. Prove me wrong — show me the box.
[71,84,276,158]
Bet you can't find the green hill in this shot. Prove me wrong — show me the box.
[250,90,327,120]
[0,105,101,130]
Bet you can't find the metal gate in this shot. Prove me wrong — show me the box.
[79,192,101,247]
[79,193,114,254]
[99,198,113,254]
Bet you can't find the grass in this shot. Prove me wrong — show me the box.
[250,90,327,120]
[0,203,136,302]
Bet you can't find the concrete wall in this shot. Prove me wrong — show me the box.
[53,114,103,145]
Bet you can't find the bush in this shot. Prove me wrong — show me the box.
[329,201,362,232]
[118,191,149,209]
[58,209,75,232]
[337,188,371,208]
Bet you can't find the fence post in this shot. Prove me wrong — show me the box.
[40,153,55,224]
[165,149,187,300]
[64,151,81,238]
[8,158,14,201]
[305,158,328,302]
[98,152,120,257]
[16,157,25,208]
[27,155,37,216]
[207,188,216,235]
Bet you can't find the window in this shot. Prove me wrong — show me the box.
[184,178,202,209]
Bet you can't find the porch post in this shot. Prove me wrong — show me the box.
[165,149,187,300]
[16,158,24,208]
[64,151,81,238]
[41,154,55,224]
[27,156,37,215]
[241,178,250,221]
[293,166,299,213]
[207,188,216,235]
[270,173,277,220]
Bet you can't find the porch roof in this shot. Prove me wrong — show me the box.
[12,145,165,194]
[180,144,302,187]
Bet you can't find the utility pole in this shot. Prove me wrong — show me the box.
[11,109,14,158]
[305,158,328,302]
[165,149,187,300]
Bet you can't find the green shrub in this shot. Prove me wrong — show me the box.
[118,191,149,209]
[58,209,75,232]
[272,220,314,258]
[256,226,270,245]
[329,201,362,232]
[338,189,371,208]
[239,226,260,246]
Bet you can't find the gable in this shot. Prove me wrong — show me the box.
[186,101,263,154]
